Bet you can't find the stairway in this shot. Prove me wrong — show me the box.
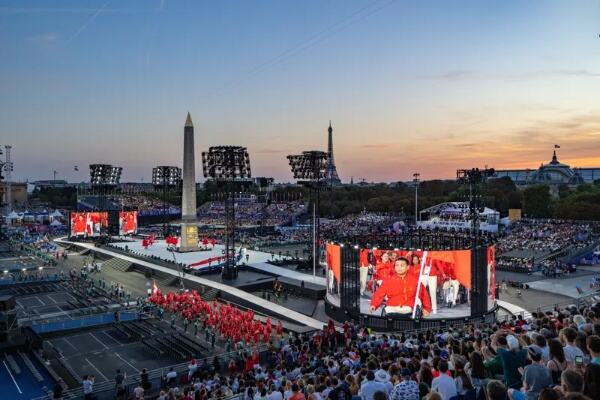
[201,287,219,301]
[102,258,132,272]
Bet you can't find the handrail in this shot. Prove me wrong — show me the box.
[31,345,267,400]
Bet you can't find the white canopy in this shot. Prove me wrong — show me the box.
[50,210,63,218]
[7,211,21,219]
[50,219,63,226]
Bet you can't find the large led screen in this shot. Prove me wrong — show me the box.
[119,211,138,235]
[326,246,472,319]
[70,212,108,237]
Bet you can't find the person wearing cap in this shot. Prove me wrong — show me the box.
[369,257,431,317]
[507,345,552,400]
[360,371,387,400]
[390,368,419,400]
[374,369,392,395]
[498,335,527,390]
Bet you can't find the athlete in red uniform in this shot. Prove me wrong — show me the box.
[370,257,431,316]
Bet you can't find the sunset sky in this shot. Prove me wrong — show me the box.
[1,0,599,183]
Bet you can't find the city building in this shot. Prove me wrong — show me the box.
[0,182,28,208]
[493,150,600,185]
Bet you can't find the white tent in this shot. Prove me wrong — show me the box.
[7,211,20,220]
[50,210,63,218]
[50,219,63,227]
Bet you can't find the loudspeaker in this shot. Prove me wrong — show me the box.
[108,211,119,235]
[0,295,16,311]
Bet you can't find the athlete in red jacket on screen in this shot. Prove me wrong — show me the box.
[370,257,431,316]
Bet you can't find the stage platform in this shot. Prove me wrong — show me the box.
[56,239,328,331]
[109,239,327,286]
[110,239,273,266]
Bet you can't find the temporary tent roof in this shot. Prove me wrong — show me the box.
[7,211,21,219]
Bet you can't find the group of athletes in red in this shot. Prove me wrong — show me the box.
[147,289,282,344]
[119,211,138,235]
[359,249,461,317]
[70,212,108,237]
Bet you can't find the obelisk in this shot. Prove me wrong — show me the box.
[179,112,199,251]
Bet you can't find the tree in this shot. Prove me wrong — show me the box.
[522,185,553,218]
[553,186,600,220]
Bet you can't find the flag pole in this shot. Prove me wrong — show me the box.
[412,251,428,319]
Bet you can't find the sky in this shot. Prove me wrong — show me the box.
[1,0,600,183]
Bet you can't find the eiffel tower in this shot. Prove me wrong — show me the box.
[325,121,341,186]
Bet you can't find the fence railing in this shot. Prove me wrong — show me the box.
[30,345,266,400]
[31,311,139,334]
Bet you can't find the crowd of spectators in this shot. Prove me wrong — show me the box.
[197,200,305,228]
[92,300,600,400]
[497,220,598,257]
[496,257,535,274]
[320,212,401,239]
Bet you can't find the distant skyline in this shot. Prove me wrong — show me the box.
[1,0,600,183]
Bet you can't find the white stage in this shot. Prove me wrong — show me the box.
[110,239,326,286]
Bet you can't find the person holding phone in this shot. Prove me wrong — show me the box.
[561,328,585,366]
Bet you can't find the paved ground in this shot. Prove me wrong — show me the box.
[45,318,226,386]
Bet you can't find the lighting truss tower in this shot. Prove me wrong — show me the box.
[202,146,251,280]
[413,172,420,224]
[89,164,122,211]
[456,168,495,235]
[287,151,328,277]
[457,167,495,316]
[152,166,182,237]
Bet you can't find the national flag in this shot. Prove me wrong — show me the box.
[554,144,560,149]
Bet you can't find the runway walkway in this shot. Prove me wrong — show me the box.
[56,239,328,331]
[248,262,326,286]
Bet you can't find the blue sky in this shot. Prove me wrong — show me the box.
[1,0,599,182]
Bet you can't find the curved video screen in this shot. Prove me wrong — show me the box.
[70,212,108,237]
[326,245,472,319]
[119,211,138,235]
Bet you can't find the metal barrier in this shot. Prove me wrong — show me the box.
[31,346,266,400]
[31,311,139,334]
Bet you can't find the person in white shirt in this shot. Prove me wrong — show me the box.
[432,360,458,400]
[374,370,393,395]
[360,371,387,400]
[561,327,584,365]
[133,383,144,400]
[165,368,177,387]
[188,359,198,379]
[268,384,284,400]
